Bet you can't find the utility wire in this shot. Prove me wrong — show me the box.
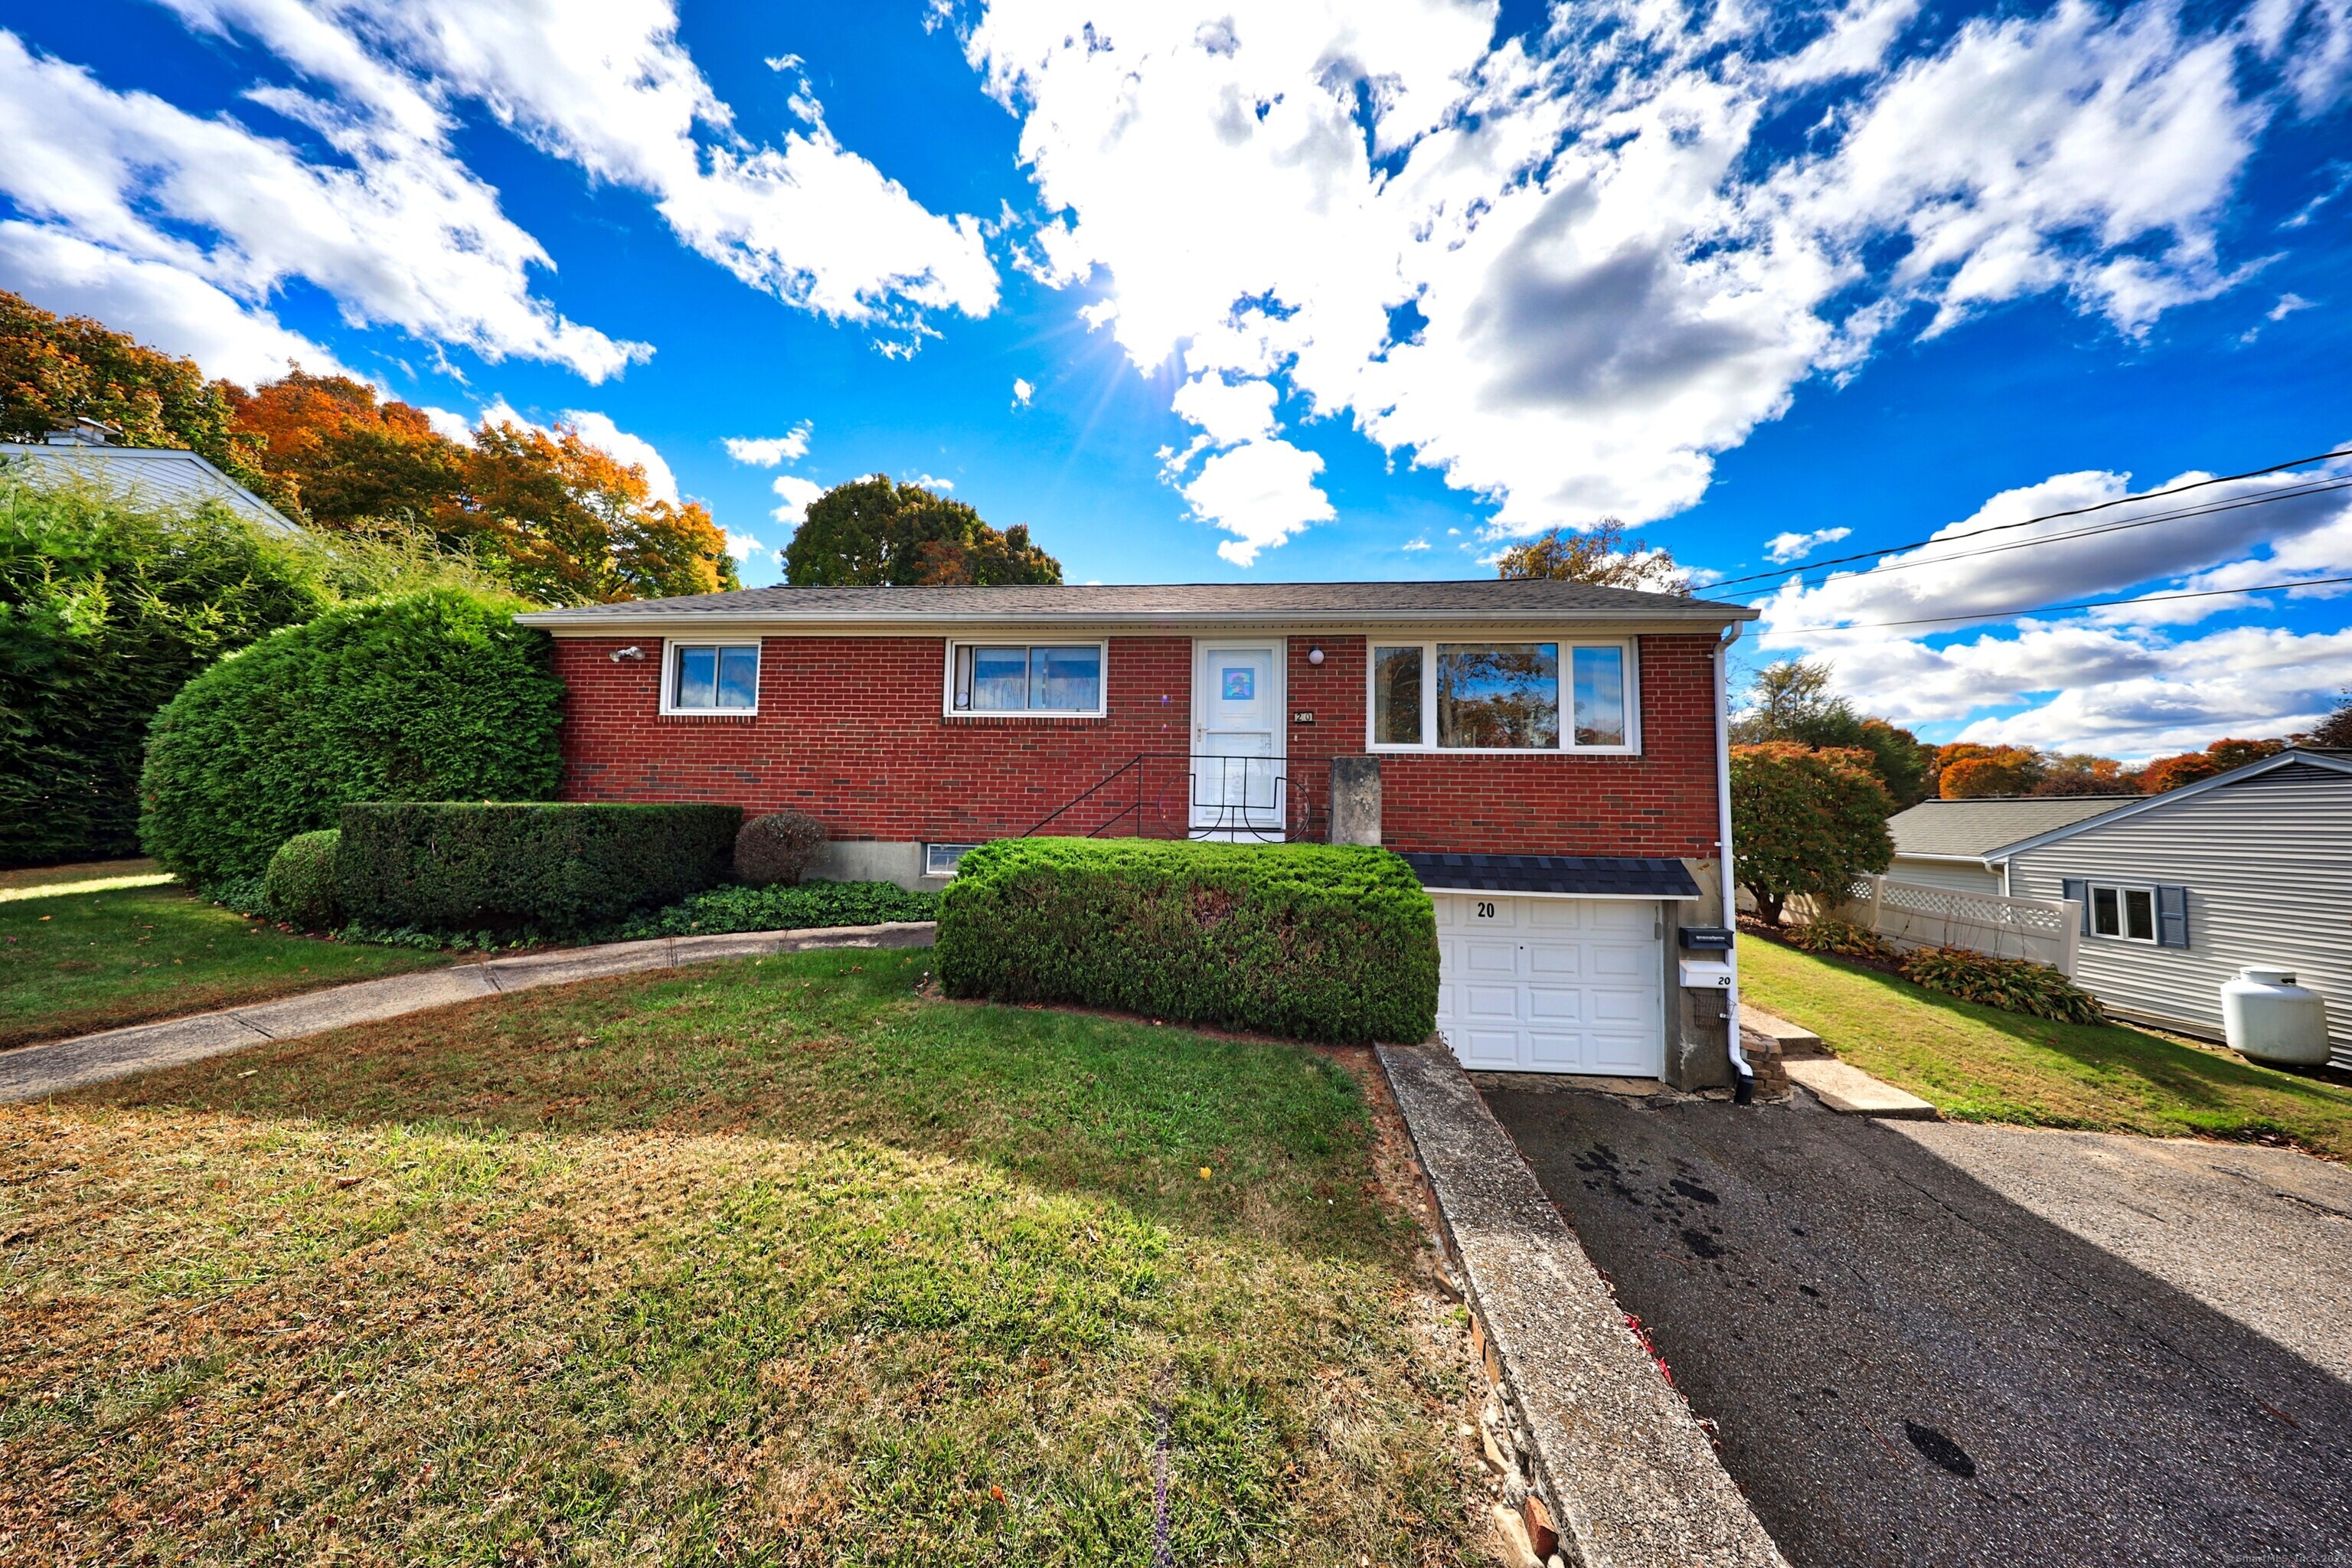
[1743,477,2352,592]
[1709,444,2352,593]
[1772,574,2352,634]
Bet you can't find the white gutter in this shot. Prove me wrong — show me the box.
[1713,624,1755,1101]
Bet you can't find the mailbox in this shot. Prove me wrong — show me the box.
[1679,959,1736,990]
[1678,926,1735,952]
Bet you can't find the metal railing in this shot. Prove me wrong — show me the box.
[1023,753,1321,842]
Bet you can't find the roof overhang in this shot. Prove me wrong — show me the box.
[514,605,1759,636]
[1402,852,1702,900]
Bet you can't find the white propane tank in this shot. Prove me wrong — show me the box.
[2220,968,2332,1067]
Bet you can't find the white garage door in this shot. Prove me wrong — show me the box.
[1433,893,1664,1076]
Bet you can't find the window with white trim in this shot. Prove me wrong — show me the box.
[946,642,1106,716]
[664,641,759,714]
[2089,883,2156,942]
[1367,639,1635,753]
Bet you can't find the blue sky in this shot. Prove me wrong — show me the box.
[2,0,2347,757]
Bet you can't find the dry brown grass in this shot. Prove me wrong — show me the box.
[1,948,1495,1566]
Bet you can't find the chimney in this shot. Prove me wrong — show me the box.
[46,416,122,447]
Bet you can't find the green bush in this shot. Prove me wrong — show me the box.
[620,880,938,938]
[337,802,740,933]
[936,838,1438,1044]
[1786,916,1897,960]
[263,829,341,929]
[0,481,328,867]
[140,587,565,886]
[1900,946,2105,1024]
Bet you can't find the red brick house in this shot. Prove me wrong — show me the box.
[517,580,1761,1089]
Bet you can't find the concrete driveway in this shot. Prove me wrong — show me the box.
[1488,1084,2352,1568]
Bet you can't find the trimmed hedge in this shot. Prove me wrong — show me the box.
[263,829,342,929]
[936,838,1438,1044]
[337,802,740,933]
[620,880,938,939]
[139,587,564,887]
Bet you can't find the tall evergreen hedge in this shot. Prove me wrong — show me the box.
[936,838,1439,1044]
[337,802,740,933]
[0,482,328,867]
[140,587,565,887]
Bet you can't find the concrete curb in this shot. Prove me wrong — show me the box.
[0,921,937,1102]
[1782,1057,1939,1119]
[1376,1041,1789,1568]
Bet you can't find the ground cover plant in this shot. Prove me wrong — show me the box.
[621,878,938,937]
[939,838,1439,1044]
[0,881,447,1048]
[0,949,1483,1563]
[1742,939,2352,1158]
[1899,945,2105,1024]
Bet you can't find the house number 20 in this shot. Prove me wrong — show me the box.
[1475,901,1497,919]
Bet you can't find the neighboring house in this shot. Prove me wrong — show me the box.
[0,418,296,533]
[1886,752,2352,1066]
[1886,795,2128,893]
[516,579,1762,1086]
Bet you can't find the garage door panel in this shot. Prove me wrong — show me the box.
[1433,894,1664,1079]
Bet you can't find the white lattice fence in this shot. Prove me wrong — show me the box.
[1832,876,2082,974]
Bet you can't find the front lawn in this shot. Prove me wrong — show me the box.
[1,883,449,1049]
[1742,939,2352,1159]
[0,949,1481,1563]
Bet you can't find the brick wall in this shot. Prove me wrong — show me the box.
[550,629,1723,857]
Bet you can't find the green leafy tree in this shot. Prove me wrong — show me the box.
[0,481,329,867]
[140,587,566,887]
[783,475,1062,586]
[1494,518,1689,594]
[0,289,279,503]
[1732,658,1933,806]
[1730,742,1894,926]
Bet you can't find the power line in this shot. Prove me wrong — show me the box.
[1772,574,2352,634]
[1710,444,2352,593]
[1745,477,2352,593]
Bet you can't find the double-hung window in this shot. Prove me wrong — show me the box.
[664,641,759,714]
[2089,884,2155,942]
[947,642,1106,716]
[1368,639,1635,753]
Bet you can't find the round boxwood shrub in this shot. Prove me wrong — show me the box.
[140,587,565,887]
[263,828,342,929]
[734,811,826,887]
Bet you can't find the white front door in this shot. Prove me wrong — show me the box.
[1434,893,1665,1076]
[1191,641,1284,838]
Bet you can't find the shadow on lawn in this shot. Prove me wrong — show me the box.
[1798,949,2350,1127]
[60,946,1403,1255]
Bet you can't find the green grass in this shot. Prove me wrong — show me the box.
[0,882,449,1048]
[1743,939,2352,1158]
[0,949,1480,1564]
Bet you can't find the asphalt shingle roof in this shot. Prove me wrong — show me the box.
[514,577,1755,625]
[1886,796,2133,860]
[1402,852,1702,899]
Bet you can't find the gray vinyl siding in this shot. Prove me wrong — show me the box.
[2005,763,2352,1067]
[1889,855,2004,894]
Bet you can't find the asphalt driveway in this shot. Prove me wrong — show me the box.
[1487,1084,2352,1568]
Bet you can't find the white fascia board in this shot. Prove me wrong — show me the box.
[517,609,1757,636]
[1984,750,2352,861]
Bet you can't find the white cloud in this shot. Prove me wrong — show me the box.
[722,528,767,563]
[1402,535,1431,551]
[1012,377,1034,407]
[724,423,812,466]
[1764,526,1854,564]
[1749,456,2352,754]
[420,404,474,444]
[0,27,646,383]
[1180,437,1335,565]
[965,0,2338,560]
[0,220,350,386]
[2269,292,2316,320]
[771,474,824,525]
[560,410,680,505]
[907,472,956,492]
[159,0,998,335]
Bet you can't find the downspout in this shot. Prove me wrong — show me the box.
[1715,626,1756,1104]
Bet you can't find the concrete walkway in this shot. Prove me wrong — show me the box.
[1,921,937,1102]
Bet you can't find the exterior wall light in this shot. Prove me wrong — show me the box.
[611,645,646,662]
[1307,645,1325,665]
